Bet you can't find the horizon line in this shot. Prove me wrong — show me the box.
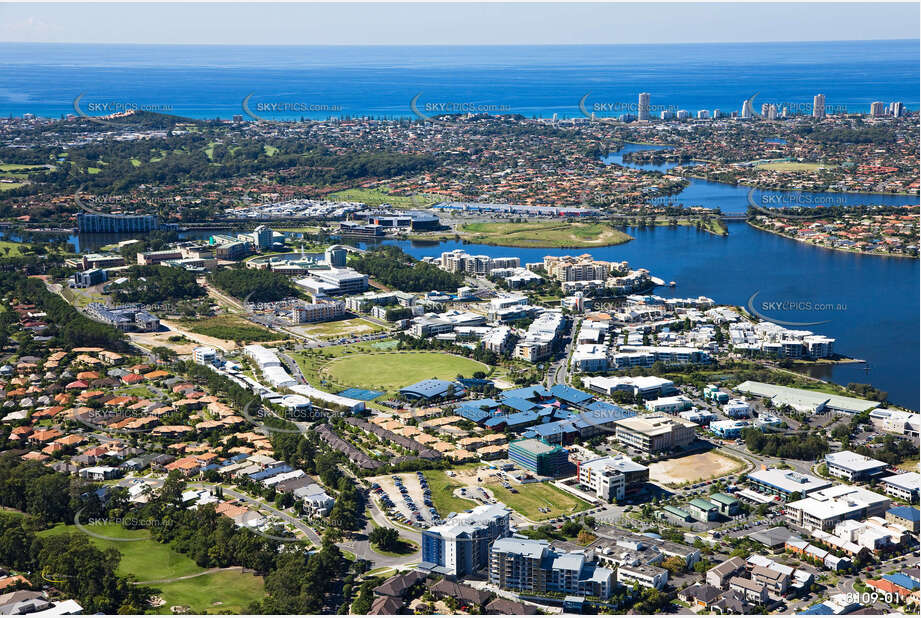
[1,37,918,47]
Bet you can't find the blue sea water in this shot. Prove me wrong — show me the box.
[0,40,918,119]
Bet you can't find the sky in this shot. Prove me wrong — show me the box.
[0,2,918,46]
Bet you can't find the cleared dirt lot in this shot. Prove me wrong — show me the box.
[648,451,744,485]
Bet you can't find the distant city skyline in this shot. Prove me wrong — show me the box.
[0,2,918,46]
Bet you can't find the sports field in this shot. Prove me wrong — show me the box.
[648,451,744,485]
[458,221,632,248]
[755,161,828,172]
[322,351,487,392]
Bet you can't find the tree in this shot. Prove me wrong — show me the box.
[369,526,400,551]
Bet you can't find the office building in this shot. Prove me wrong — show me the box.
[637,92,650,121]
[879,472,920,503]
[890,101,905,117]
[577,455,648,500]
[813,94,826,119]
[77,212,160,233]
[824,451,888,482]
[508,439,568,477]
[613,414,697,454]
[74,268,107,288]
[785,485,890,531]
[489,538,615,598]
[687,498,718,522]
[723,399,751,418]
[324,245,348,268]
[676,109,689,120]
[583,375,675,399]
[870,101,887,117]
[747,468,831,500]
[710,419,748,438]
[697,109,710,120]
[885,506,920,534]
[296,268,369,296]
[137,249,182,265]
[644,395,692,414]
[421,503,511,577]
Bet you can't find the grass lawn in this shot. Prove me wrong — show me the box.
[0,163,48,172]
[458,221,632,248]
[37,523,204,581]
[296,317,385,340]
[322,351,487,392]
[0,182,25,191]
[328,187,438,209]
[755,161,829,172]
[151,570,265,614]
[180,315,284,343]
[421,469,478,517]
[0,240,25,256]
[371,538,419,557]
[485,482,591,521]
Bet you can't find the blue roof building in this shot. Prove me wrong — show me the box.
[549,384,593,405]
[400,379,465,401]
[502,385,551,400]
[882,573,919,591]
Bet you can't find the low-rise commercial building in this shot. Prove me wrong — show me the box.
[746,468,832,500]
[613,414,697,454]
[879,472,920,503]
[785,485,890,531]
[577,455,649,501]
[824,451,888,482]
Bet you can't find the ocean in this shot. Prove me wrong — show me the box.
[1,39,918,120]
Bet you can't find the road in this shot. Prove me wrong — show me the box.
[191,483,323,546]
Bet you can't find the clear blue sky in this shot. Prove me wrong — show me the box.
[0,2,917,46]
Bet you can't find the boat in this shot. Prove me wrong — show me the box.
[669,281,677,287]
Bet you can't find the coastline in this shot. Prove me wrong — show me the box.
[746,220,919,259]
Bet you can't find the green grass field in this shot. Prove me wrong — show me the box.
[328,187,438,209]
[37,523,204,581]
[486,482,591,521]
[0,240,25,256]
[459,221,632,248]
[151,570,265,614]
[421,469,478,517]
[0,163,49,172]
[0,182,25,191]
[38,523,265,613]
[322,351,487,392]
[180,315,284,343]
[755,161,829,172]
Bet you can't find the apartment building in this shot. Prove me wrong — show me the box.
[489,538,615,598]
[290,301,345,323]
[543,255,614,282]
[616,564,669,590]
[421,503,511,577]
